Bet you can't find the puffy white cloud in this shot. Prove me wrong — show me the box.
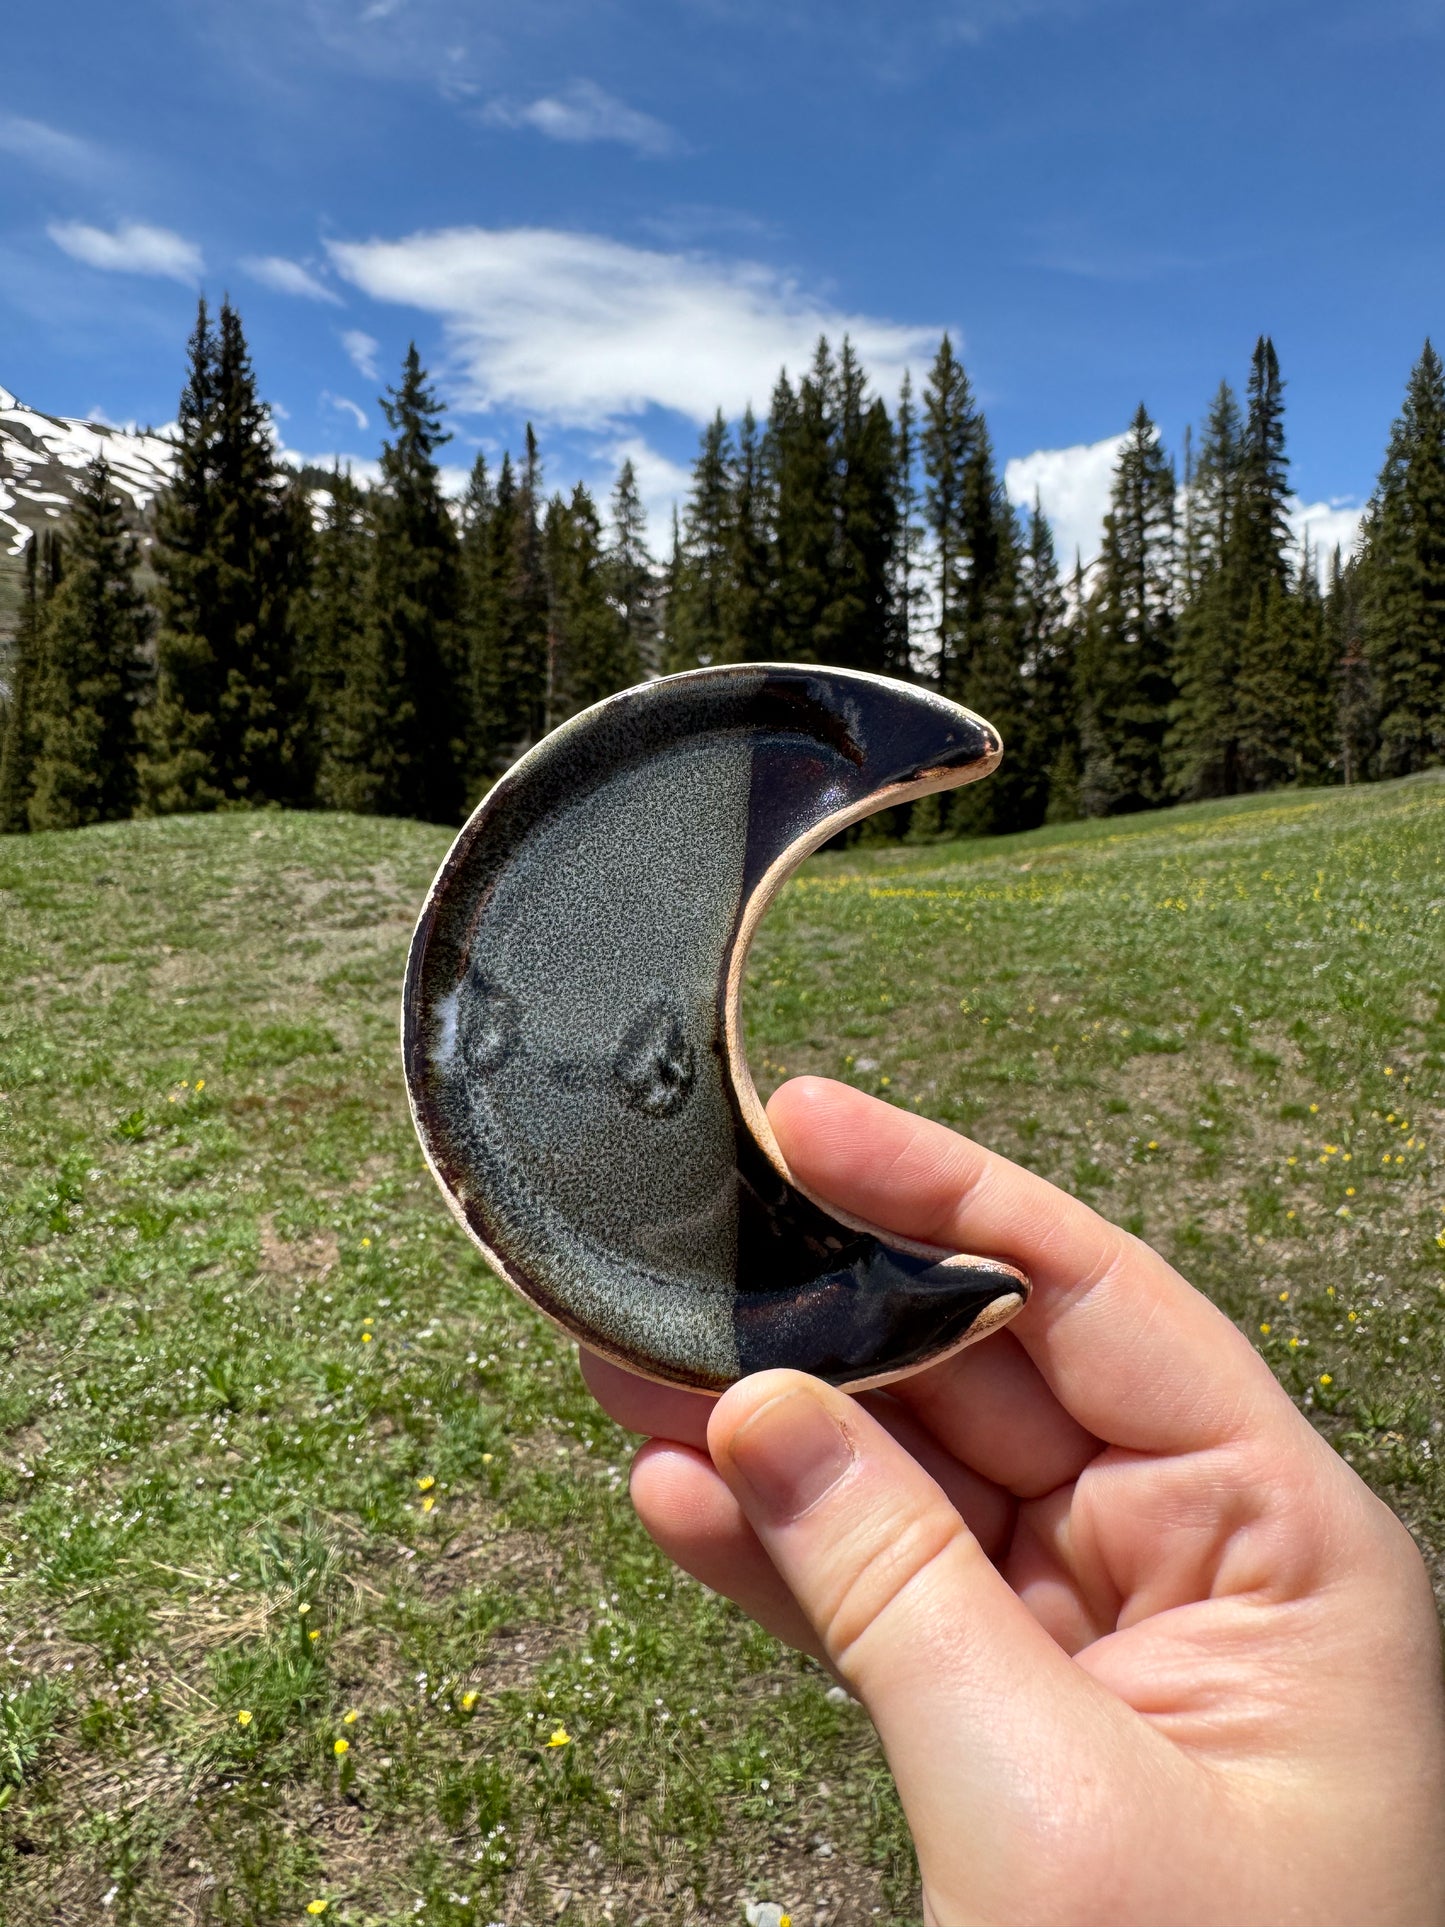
[483,80,679,157]
[243,255,343,304]
[1291,498,1365,577]
[1005,431,1126,569]
[342,329,381,382]
[0,114,99,181]
[1007,434,1368,585]
[48,220,203,284]
[327,225,940,429]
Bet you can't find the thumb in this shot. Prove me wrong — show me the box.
[707,1371,1125,1893]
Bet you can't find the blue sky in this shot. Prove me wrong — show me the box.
[2,0,1442,560]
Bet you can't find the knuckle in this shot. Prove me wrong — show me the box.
[822,1503,976,1673]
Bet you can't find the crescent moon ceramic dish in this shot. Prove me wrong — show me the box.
[402,664,1030,1393]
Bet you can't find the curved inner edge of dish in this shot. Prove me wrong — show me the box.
[723,748,1006,1269]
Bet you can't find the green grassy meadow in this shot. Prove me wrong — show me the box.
[0,774,1442,1924]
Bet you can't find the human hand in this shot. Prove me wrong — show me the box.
[582,1077,1445,1927]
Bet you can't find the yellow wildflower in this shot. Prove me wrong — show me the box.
[416,1476,435,1492]
[1288,1336,1300,1350]
[421,1495,436,1513]
[236,1709,253,1727]
[1319,1374,1333,1387]
[1309,1102,1319,1112]
[343,1709,359,1724]
[461,1690,478,1712]
[1147,1140,1158,1151]
[1278,1290,1289,1302]
[333,1738,349,1758]
[195,1079,205,1091]
[309,1629,321,1642]
[361,1236,372,1248]
[362,1332,373,1343]
[298,1602,311,1615]
[1346,1188,1355,1197]
[545,1725,572,1748]
[307,1906,329,1918]
[481,1452,494,1464]
[1348,1311,1359,1323]
[1259,1323,1271,1336]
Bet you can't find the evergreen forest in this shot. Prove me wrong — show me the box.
[2,300,1443,839]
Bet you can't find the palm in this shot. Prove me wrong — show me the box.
[582,1080,1445,1925]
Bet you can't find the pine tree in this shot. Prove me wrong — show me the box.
[670,413,733,670]
[1359,339,1445,775]
[818,338,898,675]
[1169,382,1244,798]
[27,459,150,830]
[605,459,658,678]
[303,467,373,811]
[1232,338,1298,790]
[1079,406,1177,814]
[456,452,498,801]
[890,369,924,678]
[356,343,464,821]
[769,347,836,662]
[920,334,975,693]
[145,299,306,812]
[723,409,773,664]
[544,485,638,719]
[0,535,54,832]
[1332,551,1375,785]
[1019,497,1073,824]
[658,508,688,675]
[1290,540,1337,786]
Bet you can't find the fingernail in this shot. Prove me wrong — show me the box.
[727,1387,855,1526]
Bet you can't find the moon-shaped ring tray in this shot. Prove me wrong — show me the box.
[402,664,1030,1393]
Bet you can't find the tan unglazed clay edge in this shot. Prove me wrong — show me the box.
[402,664,1031,1398]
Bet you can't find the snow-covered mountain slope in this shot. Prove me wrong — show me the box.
[0,385,176,557]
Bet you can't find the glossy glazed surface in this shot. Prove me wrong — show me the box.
[402,665,1029,1392]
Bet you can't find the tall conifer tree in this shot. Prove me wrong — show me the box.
[145,299,305,811]
[768,347,835,661]
[723,409,773,664]
[819,339,898,675]
[1358,340,1445,774]
[605,459,658,679]
[920,334,975,692]
[671,413,734,669]
[355,344,464,821]
[1079,406,1177,814]
[27,459,150,830]
[0,535,55,832]
[544,485,638,718]
[303,467,373,810]
[1169,382,1244,798]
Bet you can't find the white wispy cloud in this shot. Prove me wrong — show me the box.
[1005,432,1127,569]
[243,255,343,304]
[483,80,680,157]
[326,225,940,429]
[323,392,370,432]
[342,329,381,382]
[48,220,203,284]
[0,114,100,181]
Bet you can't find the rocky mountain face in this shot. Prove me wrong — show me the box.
[0,386,176,636]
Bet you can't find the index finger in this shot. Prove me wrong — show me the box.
[768,1077,1294,1457]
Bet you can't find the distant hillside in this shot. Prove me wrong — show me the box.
[0,385,176,636]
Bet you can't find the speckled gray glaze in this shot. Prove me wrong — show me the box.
[402,664,1030,1393]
